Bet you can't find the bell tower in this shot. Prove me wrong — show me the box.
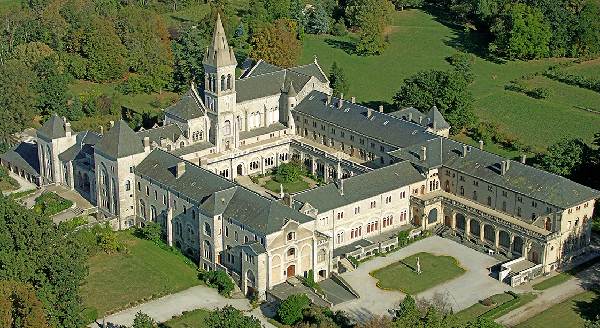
[203,14,238,152]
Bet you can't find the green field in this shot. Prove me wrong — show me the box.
[160,309,211,328]
[517,290,600,328]
[370,252,466,294]
[263,178,311,193]
[564,58,600,80]
[455,292,515,323]
[81,231,201,316]
[300,9,600,152]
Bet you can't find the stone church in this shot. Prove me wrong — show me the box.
[2,15,598,298]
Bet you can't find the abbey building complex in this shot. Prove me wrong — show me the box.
[2,15,598,299]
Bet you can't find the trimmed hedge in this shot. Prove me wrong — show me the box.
[544,66,600,93]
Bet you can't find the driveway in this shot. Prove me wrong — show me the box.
[90,285,275,328]
[334,236,514,322]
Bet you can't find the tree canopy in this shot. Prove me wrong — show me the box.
[345,0,395,55]
[250,19,302,68]
[329,61,349,98]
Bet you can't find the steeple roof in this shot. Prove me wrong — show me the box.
[203,14,237,67]
[286,80,297,97]
[95,120,145,159]
[429,106,450,130]
[38,114,67,140]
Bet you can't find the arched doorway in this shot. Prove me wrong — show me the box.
[484,224,495,243]
[470,220,481,237]
[428,208,438,224]
[444,216,452,227]
[237,164,243,176]
[246,270,256,296]
[512,236,524,255]
[286,265,296,278]
[456,213,466,232]
[499,231,510,249]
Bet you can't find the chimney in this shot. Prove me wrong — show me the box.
[143,136,150,151]
[408,112,413,121]
[500,160,507,175]
[326,95,332,107]
[338,93,344,109]
[284,193,293,207]
[419,116,423,124]
[479,140,484,150]
[176,162,186,178]
[339,178,344,195]
[109,120,115,128]
[351,96,356,104]
[367,107,373,118]
[99,125,104,135]
[65,122,72,137]
[421,146,427,161]
[506,160,511,171]
[521,154,527,164]
[462,145,468,158]
[378,105,384,113]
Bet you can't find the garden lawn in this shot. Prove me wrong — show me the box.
[564,58,600,80]
[300,9,600,151]
[370,252,465,294]
[160,309,211,328]
[517,290,600,328]
[80,231,201,316]
[263,178,310,193]
[455,292,514,324]
[33,192,73,216]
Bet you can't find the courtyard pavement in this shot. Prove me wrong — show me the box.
[334,236,515,322]
[89,285,276,328]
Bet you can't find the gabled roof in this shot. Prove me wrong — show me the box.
[244,60,281,77]
[164,88,206,121]
[429,106,450,130]
[95,120,145,159]
[0,142,40,177]
[391,137,600,209]
[38,114,67,140]
[293,91,436,148]
[294,161,425,212]
[388,106,450,130]
[289,62,329,83]
[58,131,101,162]
[136,124,183,145]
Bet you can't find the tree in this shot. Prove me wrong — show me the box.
[136,221,162,243]
[33,56,72,118]
[250,19,301,68]
[345,0,394,55]
[393,69,476,134]
[200,270,235,296]
[574,1,600,57]
[535,138,589,178]
[0,195,88,328]
[82,17,127,82]
[490,3,552,59]
[395,295,420,327]
[356,315,394,328]
[392,0,423,11]
[274,161,305,183]
[0,60,38,146]
[205,305,262,328]
[172,24,208,91]
[0,281,48,328]
[132,311,156,328]
[305,0,330,34]
[277,293,310,325]
[329,61,349,98]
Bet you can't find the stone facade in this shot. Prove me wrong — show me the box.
[6,15,598,298]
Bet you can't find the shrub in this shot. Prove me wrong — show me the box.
[132,311,156,328]
[398,230,410,247]
[277,294,310,325]
[80,307,98,325]
[480,297,495,306]
[137,221,162,243]
[274,161,305,183]
[200,270,234,297]
[527,87,551,99]
[33,192,73,216]
[331,20,348,36]
[347,255,360,268]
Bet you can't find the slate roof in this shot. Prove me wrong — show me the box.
[37,114,67,140]
[171,141,214,156]
[95,120,145,159]
[244,60,281,77]
[289,62,329,83]
[240,122,287,140]
[391,137,600,209]
[388,106,450,130]
[0,142,40,177]
[293,161,425,212]
[58,131,101,162]
[137,124,183,145]
[164,88,206,121]
[136,149,314,234]
[292,91,437,148]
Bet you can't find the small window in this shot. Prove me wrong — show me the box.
[287,232,296,241]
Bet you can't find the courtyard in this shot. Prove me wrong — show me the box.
[370,252,466,295]
[334,236,515,322]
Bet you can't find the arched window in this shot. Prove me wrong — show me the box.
[150,206,157,220]
[125,180,131,191]
[223,120,231,136]
[287,248,296,257]
[227,74,232,89]
[204,222,212,236]
[221,75,226,91]
[180,141,185,148]
[139,199,146,219]
[287,232,295,241]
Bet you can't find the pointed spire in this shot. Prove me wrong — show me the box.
[286,80,297,97]
[203,13,237,67]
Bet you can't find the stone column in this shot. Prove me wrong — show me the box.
[311,157,316,175]
[260,156,265,175]
[509,234,515,255]
[337,161,342,180]
[451,212,456,230]
[323,163,329,183]
[166,207,173,247]
[495,229,500,250]
[480,223,485,242]
[465,217,471,237]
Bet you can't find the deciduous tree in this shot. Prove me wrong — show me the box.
[0,281,48,328]
[250,19,301,68]
[329,61,349,98]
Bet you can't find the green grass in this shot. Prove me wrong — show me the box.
[33,191,73,216]
[482,292,537,320]
[370,252,466,294]
[517,290,599,328]
[263,178,311,193]
[455,292,514,324]
[533,256,600,291]
[300,9,600,151]
[80,231,201,316]
[8,188,36,200]
[564,58,600,80]
[160,309,212,328]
